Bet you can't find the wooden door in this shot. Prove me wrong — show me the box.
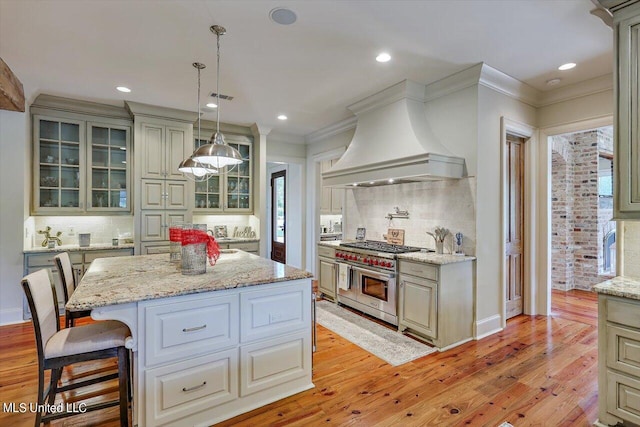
[506,135,525,319]
[271,170,286,263]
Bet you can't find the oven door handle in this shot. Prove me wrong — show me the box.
[350,265,395,280]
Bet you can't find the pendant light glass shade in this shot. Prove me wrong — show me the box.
[190,24,243,171]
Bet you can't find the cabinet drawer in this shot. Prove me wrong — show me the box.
[145,348,238,427]
[607,324,640,377]
[26,252,82,267]
[145,294,239,366]
[142,244,170,255]
[317,245,335,258]
[84,249,133,263]
[399,261,438,281]
[228,242,259,252]
[607,370,640,425]
[607,298,640,329]
[240,283,310,343]
[240,330,310,397]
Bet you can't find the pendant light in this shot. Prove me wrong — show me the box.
[178,62,218,180]
[190,25,243,169]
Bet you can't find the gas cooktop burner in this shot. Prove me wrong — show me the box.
[340,240,428,254]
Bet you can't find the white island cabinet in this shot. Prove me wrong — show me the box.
[67,251,314,427]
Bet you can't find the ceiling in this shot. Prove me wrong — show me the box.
[0,0,613,142]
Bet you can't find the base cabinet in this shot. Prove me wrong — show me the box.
[597,293,640,426]
[317,245,336,300]
[137,279,313,426]
[398,259,473,350]
[399,275,437,339]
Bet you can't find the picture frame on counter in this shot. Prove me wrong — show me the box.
[213,225,228,239]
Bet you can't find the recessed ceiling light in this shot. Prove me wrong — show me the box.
[270,7,297,25]
[558,63,576,71]
[206,102,218,108]
[369,181,375,185]
[388,178,394,183]
[277,115,288,120]
[546,78,562,86]
[352,183,358,187]
[116,86,131,93]
[376,53,391,63]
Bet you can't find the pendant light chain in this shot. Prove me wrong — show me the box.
[215,27,221,138]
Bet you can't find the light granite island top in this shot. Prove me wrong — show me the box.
[67,250,312,311]
[593,275,640,300]
[68,250,314,427]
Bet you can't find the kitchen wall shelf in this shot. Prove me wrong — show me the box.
[31,95,133,215]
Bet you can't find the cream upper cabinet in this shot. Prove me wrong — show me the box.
[320,158,343,215]
[613,2,640,218]
[31,95,132,215]
[140,123,189,181]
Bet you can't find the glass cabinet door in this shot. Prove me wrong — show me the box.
[36,118,83,211]
[193,137,223,212]
[191,136,252,213]
[87,123,130,211]
[225,142,252,212]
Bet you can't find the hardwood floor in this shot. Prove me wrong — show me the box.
[0,289,598,426]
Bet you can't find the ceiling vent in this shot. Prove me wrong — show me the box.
[210,92,234,101]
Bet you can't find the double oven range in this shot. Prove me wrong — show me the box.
[334,241,430,326]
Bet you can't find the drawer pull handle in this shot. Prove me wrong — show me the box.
[182,324,207,333]
[182,381,206,392]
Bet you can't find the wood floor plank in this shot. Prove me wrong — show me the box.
[0,289,599,426]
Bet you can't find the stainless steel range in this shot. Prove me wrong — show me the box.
[335,240,430,326]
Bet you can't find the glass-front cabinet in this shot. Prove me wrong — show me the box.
[32,113,131,214]
[87,123,130,211]
[193,134,253,213]
[34,117,85,212]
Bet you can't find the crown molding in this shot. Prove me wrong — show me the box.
[125,100,197,123]
[31,94,130,120]
[305,116,356,144]
[537,74,613,107]
[477,63,541,107]
[347,79,426,115]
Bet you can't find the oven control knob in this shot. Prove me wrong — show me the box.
[386,261,393,268]
[373,259,379,265]
[336,253,342,258]
[363,258,369,263]
[348,255,354,260]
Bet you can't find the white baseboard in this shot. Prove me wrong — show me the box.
[0,308,25,326]
[475,314,503,340]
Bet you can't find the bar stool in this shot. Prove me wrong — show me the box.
[54,252,90,327]
[22,269,131,426]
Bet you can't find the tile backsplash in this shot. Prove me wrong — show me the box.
[344,177,476,255]
[27,216,134,249]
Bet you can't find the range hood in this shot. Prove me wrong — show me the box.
[322,80,465,188]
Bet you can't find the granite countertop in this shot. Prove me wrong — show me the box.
[398,252,476,265]
[217,238,260,243]
[593,276,640,300]
[24,243,135,254]
[67,251,313,311]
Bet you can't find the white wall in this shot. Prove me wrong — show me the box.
[476,85,537,335]
[305,128,354,274]
[0,110,28,324]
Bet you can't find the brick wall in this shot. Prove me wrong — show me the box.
[551,127,614,291]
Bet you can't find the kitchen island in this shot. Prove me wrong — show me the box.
[67,250,314,427]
